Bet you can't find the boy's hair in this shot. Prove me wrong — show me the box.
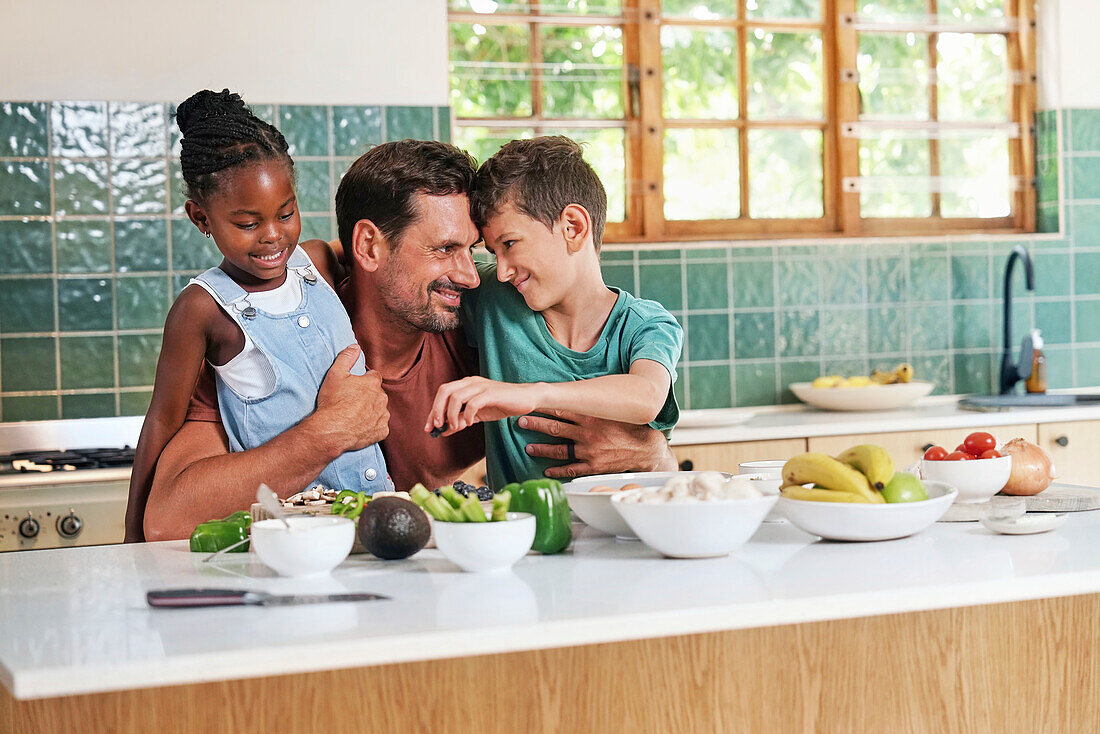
[470,136,607,252]
[176,89,294,202]
[335,140,477,258]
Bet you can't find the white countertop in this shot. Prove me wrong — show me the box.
[4,511,1100,700]
[671,393,1100,445]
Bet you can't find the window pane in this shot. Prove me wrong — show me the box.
[748,129,823,218]
[661,0,736,19]
[939,134,1011,217]
[661,27,739,119]
[747,30,823,119]
[453,126,534,167]
[664,128,739,220]
[858,33,929,120]
[450,23,532,117]
[937,33,1008,122]
[857,0,926,17]
[859,136,931,217]
[541,25,624,118]
[746,0,820,20]
[938,0,1005,20]
[449,1,623,13]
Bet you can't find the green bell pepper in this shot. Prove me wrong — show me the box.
[189,510,252,553]
[501,478,572,554]
[331,490,368,520]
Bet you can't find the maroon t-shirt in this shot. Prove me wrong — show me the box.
[185,327,485,493]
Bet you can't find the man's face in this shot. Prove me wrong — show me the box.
[376,193,481,333]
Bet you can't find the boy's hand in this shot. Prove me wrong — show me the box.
[426,377,542,436]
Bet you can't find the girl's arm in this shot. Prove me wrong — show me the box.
[301,239,344,287]
[123,287,214,542]
[425,359,672,437]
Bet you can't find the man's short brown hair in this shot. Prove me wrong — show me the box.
[470,136,607,252]
[335,139,476,259]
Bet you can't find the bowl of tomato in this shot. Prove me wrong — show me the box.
[920,432,1011,503]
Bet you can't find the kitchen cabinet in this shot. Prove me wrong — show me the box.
[1037,420,1100,484]
[807,424,1038,466]
[673,438,807,472]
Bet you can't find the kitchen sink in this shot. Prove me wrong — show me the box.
[958,393,1100,411]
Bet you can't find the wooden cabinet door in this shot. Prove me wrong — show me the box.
[808,424,1038,468]
[673,439,807,473]
[1037,421,1100,485]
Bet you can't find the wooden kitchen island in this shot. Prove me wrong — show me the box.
[4,511,1100,733]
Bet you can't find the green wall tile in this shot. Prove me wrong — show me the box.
[1036,156,1058,204]
[1069,109,1100,153]
[780,360,819,403]
[638,263,682,310]
[0,221,52,274]
[281,105,330,156]
[110,102,167,157]
[867,256,907,302]
[300,215,333,241]
[115,219,168,272]
[602,264,635,293]
[951,303,992,349]
[821,256,864,304]
[687,314,729,361]
[777,309,819,357]
[61,393,116,419]
[688,364,732,409]
[685,263,729,309]
[1071,204,1100,247]
[57,220,111,274]
[171,218,221,270]
[776,259,818,307]
[437,107,451,143]
[1043,346,1073,389]
[953,352,994,394]
[2,396,58,421]
[53,160,109,216]
[1071,156,1100,200]
[117,276,169,329]
[58,278,113,331]
[0,279,54,333]
[118,334,160,387]
[1032,253,1070,297]
[296,160,331,213]
[601,250,634,262]
[731,260,774,308]
[1035,301,1071,344]
[1075,252,1100,296]
[0,102,48,156]
[59,336,114,389]
[821,307,867,356]
[51,101,108,157]
[1074,347,1100,386]
[332,106,383,155]
[1074,300,1100,343]
[733,312,775,358]
[1037,203,1059,234]
[908,254,949,302]
[868,306,906,353]
[639,249,680,261]
[386,106,434,141]
[0,161,51,215]
[686,248,726,260]
[119,390,152,416]
[734,363,777,406]
[910,304,951,351]
[112,159,168,214]
[950,255,990,300]
[169,160,186,214]
[1,336,56,390]
[823,357,866,376]
[912,354,951,394]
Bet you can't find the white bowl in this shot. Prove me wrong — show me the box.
[789,381,934,411]
[432,513,536,573]
[250,516,355,577]
[563,471,734,539]
[778,480,957,542]
[610,491,777,559]
[920,455,1011,503]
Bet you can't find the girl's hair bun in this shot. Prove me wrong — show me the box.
[176,89,250,137]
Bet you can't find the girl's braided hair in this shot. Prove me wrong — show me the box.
[176,89,294,201]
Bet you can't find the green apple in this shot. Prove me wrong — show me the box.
[881,472,928,503]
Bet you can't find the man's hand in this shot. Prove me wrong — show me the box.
[425,377,539,436]
[313,344,390,453]
[520,410,677,479]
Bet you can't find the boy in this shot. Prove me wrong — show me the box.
[426,136,683,489]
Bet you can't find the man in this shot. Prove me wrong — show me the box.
[142,140,676,541]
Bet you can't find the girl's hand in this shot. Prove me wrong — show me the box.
[425,377,542,436]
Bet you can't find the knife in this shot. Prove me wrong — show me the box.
[147,588,390,608]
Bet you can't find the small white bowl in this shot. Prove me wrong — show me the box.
[432,513,536,573]
[610,491,777,559]
[778,480,957,542]
[250,516,355,577]
[920,455,1011,503]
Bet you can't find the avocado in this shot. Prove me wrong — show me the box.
[357,496,430,560]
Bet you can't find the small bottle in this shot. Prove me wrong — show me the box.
[1025,328,1047,394]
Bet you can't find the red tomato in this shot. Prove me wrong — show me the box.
[963,432,997,456]
[945,451,973,461]
[954,444,968,453]
[979,449,1002,459]
[923,446,948,461]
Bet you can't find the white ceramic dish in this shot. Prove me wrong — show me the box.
[563,471,735,539]
[789,381,934,411]
[778,480,957,542]
[610,490,777,559]
[250,516,355,577]
[432,512,536,573]
[676,409,755,429]
[738,461,786,523]
[979,512,1067,535]
[920,455,1011,503]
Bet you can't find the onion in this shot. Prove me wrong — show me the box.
[999,438,1057,495]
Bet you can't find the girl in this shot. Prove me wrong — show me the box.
[124,89,390,542]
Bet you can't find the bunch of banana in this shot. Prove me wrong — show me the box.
[871,362,914,385]
[812,363,913,389]
[779,444,895,503]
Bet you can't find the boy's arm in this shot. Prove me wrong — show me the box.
[123,288,212,542]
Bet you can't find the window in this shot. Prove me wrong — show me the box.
[448,0,1035,242]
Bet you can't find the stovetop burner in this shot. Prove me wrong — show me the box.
[0,447,135,474]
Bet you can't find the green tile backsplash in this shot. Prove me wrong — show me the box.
[1,105,1098,418]
[0,100,451,420]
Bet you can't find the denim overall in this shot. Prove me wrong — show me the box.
[191,248,392,493]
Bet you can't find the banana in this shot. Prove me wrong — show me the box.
[894,362,914,383]
[836,444,895,491]
[870,369,897,385]
[780,485,871,503]
[782,453,884,503]
[838,375,873,388]
[812,375,843,388]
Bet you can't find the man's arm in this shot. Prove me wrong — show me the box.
[143,344,389,541]
[518,411,678,480]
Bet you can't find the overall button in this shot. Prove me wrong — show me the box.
[364,468,377,481]
[297,315,311,328]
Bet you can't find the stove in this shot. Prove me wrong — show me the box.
[0,417,142,552]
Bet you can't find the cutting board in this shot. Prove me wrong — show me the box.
[939,483,1100,521]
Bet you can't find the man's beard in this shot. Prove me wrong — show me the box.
[378,262,466,334]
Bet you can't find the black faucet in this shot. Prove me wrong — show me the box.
[998,245,1035,394]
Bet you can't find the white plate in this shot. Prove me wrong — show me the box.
[979,513,1067,535]
[789,381,934,412]
[676,409,755,429]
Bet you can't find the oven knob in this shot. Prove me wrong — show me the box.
[18,517,40,539]
[57,513,83,539]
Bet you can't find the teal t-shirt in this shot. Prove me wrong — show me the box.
[463,262,683,490]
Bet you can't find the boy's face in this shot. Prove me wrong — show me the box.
[481,202,575,312]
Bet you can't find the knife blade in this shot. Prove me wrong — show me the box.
[147,588,389,608]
